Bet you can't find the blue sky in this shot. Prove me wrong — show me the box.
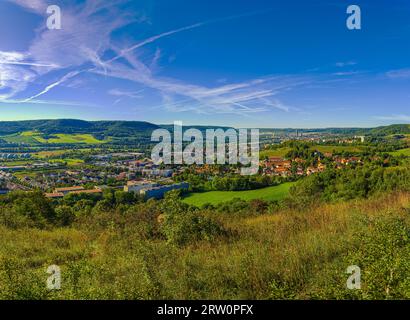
[0,0,409,128]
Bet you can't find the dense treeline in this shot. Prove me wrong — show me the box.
[290,162,410,205]
[0,119,158,136]
[174,170,288,192]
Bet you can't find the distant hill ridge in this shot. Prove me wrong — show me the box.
[0,119,409,136]
[0,119,159,137]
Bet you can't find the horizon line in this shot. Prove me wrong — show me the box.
[0,118,408,130]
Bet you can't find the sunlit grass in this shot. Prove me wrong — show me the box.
[182,182,295,207]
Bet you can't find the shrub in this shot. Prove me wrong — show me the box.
[161,211,227,246]
[160,190,227,246]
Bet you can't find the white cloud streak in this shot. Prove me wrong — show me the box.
[22,70,81,102]
[2,0,308,116]
[375,114,410,122]
[386,68,410,79]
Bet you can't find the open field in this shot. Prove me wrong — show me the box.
[390,148,410,157]
[13,169,66,179]
[31,132,106,144]
[35,148,95,158]
[183,182,295,207]
[1,134,39,144]
[259,147,292,159]
[35,150,72,158]
[1,158,84,167]
[1,132,108,145]
[13,171,39,179]
[388,134,410,141]
[0,160,35,166]
[50,159,84,166]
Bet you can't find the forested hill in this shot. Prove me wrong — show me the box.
[0,119,159,137]
[369,124,410,135]
[259,124,410,136]
[0,119,409,137]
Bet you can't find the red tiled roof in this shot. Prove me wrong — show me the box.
[69,189,102,195]
[55,186,84,192]
[45,192,64,198]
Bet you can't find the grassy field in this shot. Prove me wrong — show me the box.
[1,132,107,145]
[13,171,39,179]
[1,192,409,299]
[1,158,83,167]
[388,134,410,141]
[183,182,295,207]
[50,159,84,166]
[0,160,33,166]
[1,133,39,144]
[390,148,410,156]
[35,148,95,158]
[260,147,292,159]
[13,169,66,179]
[33,133,105,144]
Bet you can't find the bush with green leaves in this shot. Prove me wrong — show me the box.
[160,190,227,246]
[0,191,55,228]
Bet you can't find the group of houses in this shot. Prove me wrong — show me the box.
[261,154,363,177]
[45,181,189,200]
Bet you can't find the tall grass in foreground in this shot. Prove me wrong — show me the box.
[0,192,409,300]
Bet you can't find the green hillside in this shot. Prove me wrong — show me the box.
[1,132,107,145]
[259,148,292,159]
[183,182,295,207]
[390,148,410,156]
[370,124,410,135]
[0,119,159,136]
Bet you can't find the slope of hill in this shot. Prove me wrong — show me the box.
[0,119,159,136]
[370,124,410,135]
[183,182,295,207]
[0,120,409,145]
[1,191,409,299]
[0,119,160,145]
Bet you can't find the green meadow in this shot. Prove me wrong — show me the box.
[1,133,39,144]
[390,148,410,157]
[1,132,107,145]
[183,182,295,207]
[50,159,85,166]
[259,147,292,159]
[37,133,106,144]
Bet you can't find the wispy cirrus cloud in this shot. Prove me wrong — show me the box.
[5,0,48,14]
[1,0,309,115]
[22,70,82,102]
[335,61,357,67]
[333,71,362,76]
[95,55,309,114]
[0,51,36,99]
[1,0,137,100]
[108,88,144,105]
[386,68,410,79]
[375,114,410,122]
